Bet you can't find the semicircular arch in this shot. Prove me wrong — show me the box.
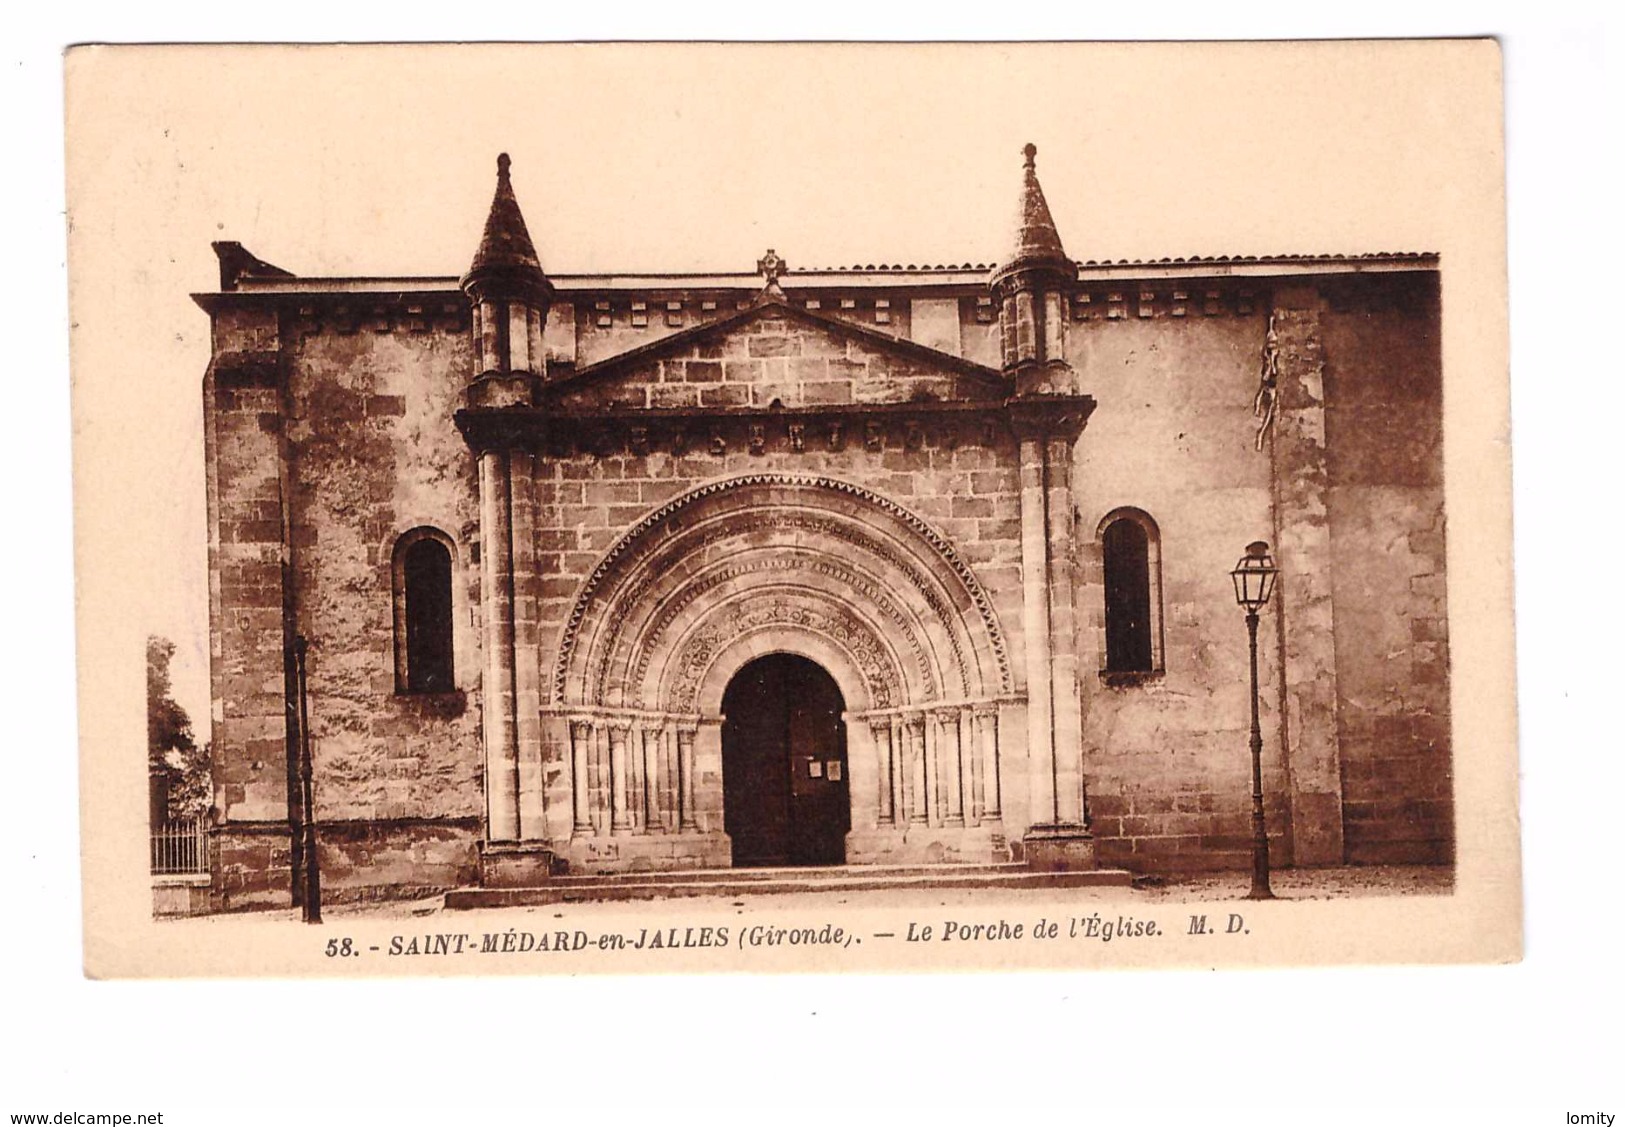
[555,472,1013,711]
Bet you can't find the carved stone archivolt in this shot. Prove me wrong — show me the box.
[554,473,1013,713]
[602,510,969,699]
[621,555,929,707]
[665,598,896,713]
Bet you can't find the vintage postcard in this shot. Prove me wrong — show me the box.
[67,40,1518,977]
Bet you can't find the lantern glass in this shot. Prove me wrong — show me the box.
[1230,541,1278,611]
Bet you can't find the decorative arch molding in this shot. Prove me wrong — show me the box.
[662,593,902,715]
[630,560,931,708]
[692,630,874,719]
[602,513,957,700]
[554,472,1013,709]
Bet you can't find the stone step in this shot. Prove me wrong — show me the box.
[443,866,1133,909]
[543,861,1028,887]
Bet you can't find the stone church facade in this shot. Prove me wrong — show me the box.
[197,147,1451,908]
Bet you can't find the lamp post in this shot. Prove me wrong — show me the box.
[1230,541,1279,900]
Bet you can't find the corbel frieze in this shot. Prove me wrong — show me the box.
[281,297,469,340]
[453,397,1095,458]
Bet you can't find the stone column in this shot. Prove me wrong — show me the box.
[640,726,664,833]
[905,715,928,825]
[897,721,910,824]
[1012,402,1096,870]
[676,724,699,832]
[479,450,519,842]
[1042,292,1067,364]
[939,709,965,826]
[974,705,1002,820]
[871,720,895,825]
[1016,430,1058,827]
[589,724,608,833]
[660,722,679,831]
[568,719,594,836]
[507,302,532,373]
[999,294,1019,367]
[476,299,501,372]
[510,450,546,841]
[1045,433,1086,826]
[1013,288,1038,364]
[526,306,543,371]
[608,722,633,834]
[965,708,985,825]
[922,709,941,826]
[1268,286,1347,865]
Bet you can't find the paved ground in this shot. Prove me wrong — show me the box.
[177,865,1452,926]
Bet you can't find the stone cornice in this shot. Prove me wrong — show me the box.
[454,395,1096,453]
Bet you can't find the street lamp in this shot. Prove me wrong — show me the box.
[1230,541,1279,900]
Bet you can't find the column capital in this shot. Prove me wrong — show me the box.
[1007,396,1095,443]
[457,409,545,454]
[466,372,542,411]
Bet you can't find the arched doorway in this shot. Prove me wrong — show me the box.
[721,654,849,867]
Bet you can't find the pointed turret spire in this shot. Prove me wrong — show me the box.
[992,143,1071,286]
[989,144,1076,390]
[461,153,553,403]
[463,153,551,302]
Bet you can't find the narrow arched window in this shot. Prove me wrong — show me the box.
[393,530,455,694]
[1100,509,1163,675]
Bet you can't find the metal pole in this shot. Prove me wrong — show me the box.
[285,638,305,909]
[294,635,322,923]
[1245,610,1274,900]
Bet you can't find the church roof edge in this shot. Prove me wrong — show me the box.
[195,251,1438,305]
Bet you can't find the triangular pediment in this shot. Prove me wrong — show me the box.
[543,298,1005,413]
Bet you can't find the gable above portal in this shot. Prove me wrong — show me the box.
[542,298,1005,413]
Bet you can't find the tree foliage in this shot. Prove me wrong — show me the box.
[147,635,210,818]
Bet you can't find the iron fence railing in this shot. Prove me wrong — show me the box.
[151,816,209,875]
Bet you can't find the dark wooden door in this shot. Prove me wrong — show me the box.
[722,654,849,867]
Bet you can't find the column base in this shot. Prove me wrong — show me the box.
[1022,824,1098,872]
[847,822,1011,865]
[555,832,732,875]
[480,841,567,888]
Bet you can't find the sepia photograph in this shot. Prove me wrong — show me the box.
[16,12,1621,1122]
[67,40,1517,977]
